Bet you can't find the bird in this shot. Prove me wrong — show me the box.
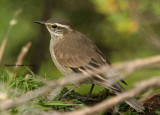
[34,18,144,111]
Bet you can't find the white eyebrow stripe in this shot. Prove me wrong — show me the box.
[45,22,72,31]
[45,23,69,28]
[55,23,70,29]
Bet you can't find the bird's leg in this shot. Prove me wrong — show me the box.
[80,84,95,102]
[88,84,95,98]
[61,85,77,98]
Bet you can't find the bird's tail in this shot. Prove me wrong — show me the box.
[101,82,145,111]
[125,98,144,111]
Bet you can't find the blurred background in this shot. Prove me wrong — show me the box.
[0,0,160,94]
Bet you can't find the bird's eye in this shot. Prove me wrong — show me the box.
[52,24,57,28]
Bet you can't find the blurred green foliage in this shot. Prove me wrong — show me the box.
[0,0,160,98]
[0,1,160,114]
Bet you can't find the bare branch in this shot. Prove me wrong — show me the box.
[0,72,89,110]
[114,55,160,73]
[139,92,160,103]
[0,56,160,111]
[0,54,160,111]
[1,77,159,115]
[64,77,160,115]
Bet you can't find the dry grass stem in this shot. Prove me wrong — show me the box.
[0,8,22,64]
[64,77,160,115]
[0,39,8,63]
[0,54,160,113]
[114,55,160,72]
[14,42,32,69]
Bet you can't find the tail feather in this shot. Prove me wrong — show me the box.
[101,82,144,111]
[125,98,144,111]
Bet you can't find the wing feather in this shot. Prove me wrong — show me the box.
[53,31,127,85]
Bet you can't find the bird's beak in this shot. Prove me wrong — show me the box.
[34,21,45,25]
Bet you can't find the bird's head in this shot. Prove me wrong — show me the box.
[34,18,74,39]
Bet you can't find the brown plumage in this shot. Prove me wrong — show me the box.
[35,18,144,111]
[54,31,106,67]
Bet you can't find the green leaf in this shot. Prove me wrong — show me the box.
[155,110,160,115]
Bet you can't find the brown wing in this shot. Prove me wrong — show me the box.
[54,31,108,68]
[54,31,127,85]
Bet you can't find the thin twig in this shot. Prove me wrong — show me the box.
[1,77,159,115]
[0,72,89,110]
[114,55,160,72]
[0,54,160,111]
[139,92,160,103]
[64,77,160,115]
